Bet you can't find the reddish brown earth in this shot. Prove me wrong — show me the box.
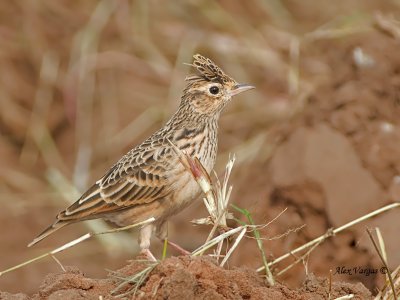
[1,1,400,299]
[0,256,372,300]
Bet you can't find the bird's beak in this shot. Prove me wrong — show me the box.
[229,83,255,97]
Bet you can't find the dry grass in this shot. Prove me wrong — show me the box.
[1,0,400,294]
[0,3,310,279]
[0,0,294,251]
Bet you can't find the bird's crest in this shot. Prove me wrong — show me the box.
[186,54,235,84]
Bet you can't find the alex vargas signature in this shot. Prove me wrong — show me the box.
[334,266,388,276]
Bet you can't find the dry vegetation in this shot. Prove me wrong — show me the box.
[1,1,400,299]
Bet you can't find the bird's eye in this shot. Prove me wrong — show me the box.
[209,86,220,95]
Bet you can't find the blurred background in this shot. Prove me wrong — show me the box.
[1,0,400,294]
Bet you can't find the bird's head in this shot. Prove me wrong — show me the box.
[180,54,254,117]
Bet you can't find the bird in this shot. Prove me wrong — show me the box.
[28,54,254,259]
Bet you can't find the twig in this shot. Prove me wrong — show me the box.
[246,224,305,241]
[0,217,155,277]
[257,202,400,273]
[366,228,397,300]
[252,208,288,231]
[50,254,66,272]
[110,263,157,298]
[374,265,400,300]
[220,227,246,267]
[209,211,228,260]
[334,295,354,300]
[375,228,387,264]
[374,227,397,300]
[374,12,400,40]
[276,238,322,277]
[191,226,245,256]
[46,168,135,253]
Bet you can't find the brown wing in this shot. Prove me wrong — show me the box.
[59,139,176,221]
[28,138,177,247]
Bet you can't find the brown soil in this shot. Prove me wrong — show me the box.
[1,1,400,299]
[225,23,400,296]
[0,256,372,300]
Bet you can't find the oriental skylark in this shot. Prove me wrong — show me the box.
[28,54,254,258]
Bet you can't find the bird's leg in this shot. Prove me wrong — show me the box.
[156,222,191,256]
[140,248,157,261]
[164,239,191,256]
[139,224,157,261]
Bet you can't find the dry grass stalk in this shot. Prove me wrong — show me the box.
[257,202,400,274]
[191,226,246,257]
[334,295,354,300]
[276,239,323,277]
[0,217,155,277]
[374,12,400,40]
[46,168,136,254]
[375,265,400,300]
[109,262,158,298]
[304,14,371,41]
[219,227,247,267]
[169,140,276,285]
[168,138,235,259]
[366,228,397,300]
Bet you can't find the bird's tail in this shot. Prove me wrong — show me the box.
[27,221,69,247]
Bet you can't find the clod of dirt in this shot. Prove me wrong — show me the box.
[135,256,289,299]
[0,293,30,300]
[300,274,372,300]
[270,123,386,227]
[0,266,114,300]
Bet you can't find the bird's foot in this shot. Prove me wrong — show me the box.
[140,248,157,261]
[164,239,191,256]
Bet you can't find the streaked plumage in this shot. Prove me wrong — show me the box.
[28,54,254,255]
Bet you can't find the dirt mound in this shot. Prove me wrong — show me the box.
[0,256,372,300]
